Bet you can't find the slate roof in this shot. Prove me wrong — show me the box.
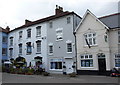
[10,11,81,32]
[99,13,120,29]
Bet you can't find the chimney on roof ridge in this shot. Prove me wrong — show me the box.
[6,26,10,31]
[55,5,63,15]
[25,19,32,25]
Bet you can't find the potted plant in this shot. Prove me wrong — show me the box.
[69,72,77,77]
[63,65,66,68]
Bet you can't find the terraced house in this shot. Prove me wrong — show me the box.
[8,6,81,74]
[0,26,10,66]
[75,10,120,75]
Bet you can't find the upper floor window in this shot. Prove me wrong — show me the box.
[19,44,22,54]
[67,17,71,24]
[49,22,53,28]
[2,36,7,43]
[115,54,120,67]
[36,41,41,53]
[10,37,13,46]
[56,28,63,41]
[80,54,93,67]
[26,42,32,54]
[67,43,72,53]
[19,31,23,39]
[2,48,7,56]
[49,45,53,54]
[36,26,41,37]
[118,31,120,43]
[84,33,97,46]
[27,29,31,38]
[9,48,13,57]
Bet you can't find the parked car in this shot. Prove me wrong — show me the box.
[110,68,120,77]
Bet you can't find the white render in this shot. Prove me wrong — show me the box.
[75,10,120,74]
[8,22,48,70]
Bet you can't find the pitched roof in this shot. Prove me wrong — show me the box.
[11,11,81,32]
[75,9,109,33]
[99,13,120,29]
[0,27,9,33]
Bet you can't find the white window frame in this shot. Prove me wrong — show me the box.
[27,29,31,38]
[36,41,41,54]
[10,37,13,46]
[84,32,97,46]
[19,31,23,39]
[48,45,53,55]
[19,44,22,55]
[66,43,72,53]
[9,48,13,58]
[36,26,41,37]
[56,28,63,41]
[115,54,120,67]
[67,17,71,24]
[80,54,93,68]
[50,58,63,71]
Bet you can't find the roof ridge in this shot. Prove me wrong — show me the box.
[99,12,120,19]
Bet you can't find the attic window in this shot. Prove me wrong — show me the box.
[67,17,71,24]
[49,22,53,28]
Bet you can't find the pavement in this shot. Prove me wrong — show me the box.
[1,72,120,84]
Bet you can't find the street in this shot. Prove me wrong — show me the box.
[2,73,120,84]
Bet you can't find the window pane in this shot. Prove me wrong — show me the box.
[81,60,93,67]
[49,45,53,53]
[67,43,72,52]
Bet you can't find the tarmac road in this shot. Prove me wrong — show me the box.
[2,73,120,84]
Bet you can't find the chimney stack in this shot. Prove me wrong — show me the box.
[6,26,10,31]
[25,19,32,25]
[55,5,63,15]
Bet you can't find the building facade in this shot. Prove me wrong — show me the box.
[47,5,81,74]
[8,6,81,73]
[0,27,10,66]
[75,10,120,75]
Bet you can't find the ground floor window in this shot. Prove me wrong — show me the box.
[50,59,62,70]
[115,54,120,67]
[80,54,93,67]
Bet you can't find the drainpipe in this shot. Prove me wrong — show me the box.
[73,32,77,74]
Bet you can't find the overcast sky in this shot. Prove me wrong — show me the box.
[0,0,119,30]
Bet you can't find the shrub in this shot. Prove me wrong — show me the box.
[69,72,76,77]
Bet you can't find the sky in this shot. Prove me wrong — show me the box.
[0,0,119,30]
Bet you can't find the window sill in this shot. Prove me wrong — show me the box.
[48,53,53,56]
[56,39,63,42]
[84,44,98,47]
[67,52,72,54]
[81,67,94,68]
[36,52,41,54]
[26,53,31,55]
[49,69,63,71]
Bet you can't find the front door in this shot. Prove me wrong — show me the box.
[65,59,73,74]
[98,58,106,75]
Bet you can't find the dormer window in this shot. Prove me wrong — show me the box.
[36,26,41,37]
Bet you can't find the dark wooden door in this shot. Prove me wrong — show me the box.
[98,58,106,75]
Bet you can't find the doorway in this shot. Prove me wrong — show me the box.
[97,53,106,75]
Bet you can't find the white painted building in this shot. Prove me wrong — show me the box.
[75,10,120,75]
[8,6,81,73]
[8,20,48,70]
